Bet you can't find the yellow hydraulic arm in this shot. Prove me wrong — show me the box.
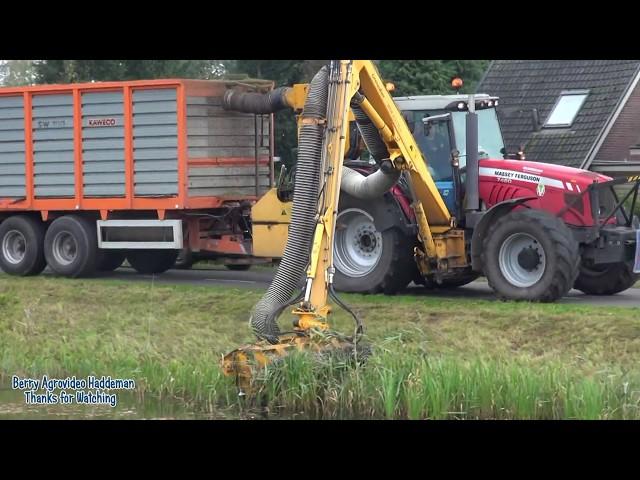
[293,60,454,330]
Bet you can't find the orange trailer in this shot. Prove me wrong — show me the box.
[0,78,275,277]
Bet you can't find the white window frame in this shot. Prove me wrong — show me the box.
[544,90,589,128]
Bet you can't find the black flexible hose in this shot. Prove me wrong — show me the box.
[351,102,390,164]
[222,87,292,114]
[248,67,329,343]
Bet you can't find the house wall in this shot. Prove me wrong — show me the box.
[594,80,640,163]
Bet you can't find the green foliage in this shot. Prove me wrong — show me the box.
[228,60,490,166]
[22,59,491,168]
[0,60,38,86]
[378,60,490,96]
[33,60,225,84]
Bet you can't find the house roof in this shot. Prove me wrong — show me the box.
[477,60,640,168]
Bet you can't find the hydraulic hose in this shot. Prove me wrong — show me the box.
[248,67,329,343]
[341,165,399,200]
[222,86,293,114]
[351,102,390,164]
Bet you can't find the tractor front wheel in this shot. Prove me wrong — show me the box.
[481,209,580,302]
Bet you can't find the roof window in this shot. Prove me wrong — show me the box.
[544,90,588,128]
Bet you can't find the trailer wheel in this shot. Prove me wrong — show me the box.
[481,209,580,302]
[126,249,179,274]
[574,263,639,295]
[333,195,414,294]
[225,264,251,271]
[0,215,47,276]
[98,250,126,272]
[174,248,194,270]
[44,215,99,278]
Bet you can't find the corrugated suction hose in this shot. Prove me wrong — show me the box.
[343,100,399,199]
[248,67,329,343]
[223,86,292,114]
[351,102,390,164]
[341,164,399,200]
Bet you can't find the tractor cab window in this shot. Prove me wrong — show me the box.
[414,114,453,181]
[409,107,506,181]
[451,108,505,167]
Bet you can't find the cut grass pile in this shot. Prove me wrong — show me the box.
[1,274,640,419]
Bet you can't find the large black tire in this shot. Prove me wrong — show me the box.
[333,195,415,295]
[44,215,99,278]
[0,215,47,276]
[481,209,580,302]
[225,264,251,271]
[126,249,179,274]
[98,250,126,272]
[574,263,639,295]
[174,248,194,270]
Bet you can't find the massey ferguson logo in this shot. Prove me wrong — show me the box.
[87,118,117,127]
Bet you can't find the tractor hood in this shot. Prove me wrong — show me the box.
[479,158,612,193]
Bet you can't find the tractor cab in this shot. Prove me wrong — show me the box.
[394,94,507,214]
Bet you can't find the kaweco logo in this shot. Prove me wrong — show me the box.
[87,118,117,127]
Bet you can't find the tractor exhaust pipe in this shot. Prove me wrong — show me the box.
[465,98,480,212]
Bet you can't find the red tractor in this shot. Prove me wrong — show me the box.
[332,93,640,299]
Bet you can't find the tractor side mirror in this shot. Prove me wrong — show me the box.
[450,149,460,168]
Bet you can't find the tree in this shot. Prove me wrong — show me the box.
[378,60,489,96]
[227,60,490,166]
[33,60,225,84]
[0,60,38,86]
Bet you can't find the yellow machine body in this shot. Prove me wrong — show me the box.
[251,188,291,258]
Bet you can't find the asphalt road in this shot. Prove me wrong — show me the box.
[84,265,640,308]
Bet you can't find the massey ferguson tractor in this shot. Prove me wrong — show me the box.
[325,91,640,299]
[240,63,640,307]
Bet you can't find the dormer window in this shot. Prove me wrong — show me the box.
[544,90,589,128]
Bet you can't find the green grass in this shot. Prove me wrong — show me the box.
[1,274,640,419]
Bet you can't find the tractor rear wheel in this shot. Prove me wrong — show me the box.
[333,194,414,294]
[574,263,639,295]
[481,209,580,302]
